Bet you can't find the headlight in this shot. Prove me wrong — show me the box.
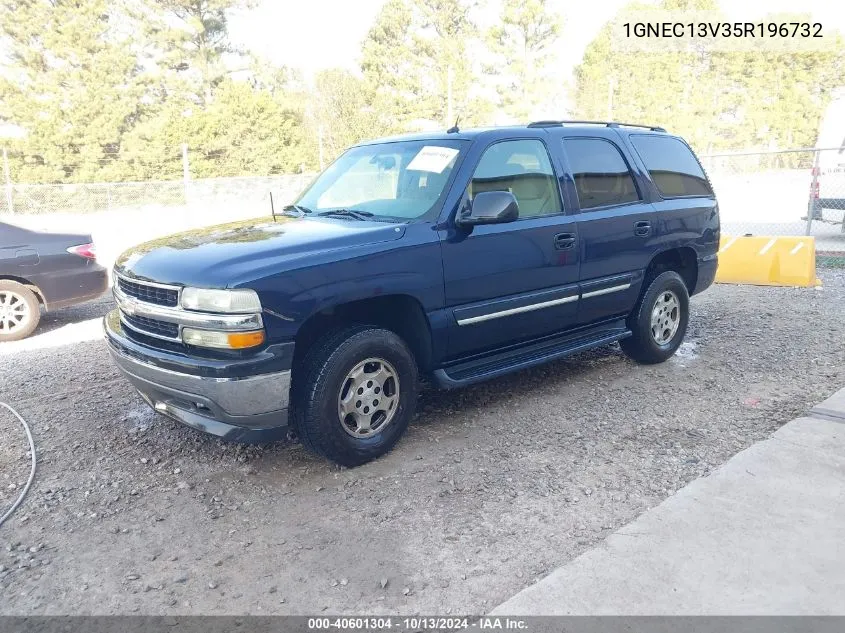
[182,328,266,349]
[181,287,262,313]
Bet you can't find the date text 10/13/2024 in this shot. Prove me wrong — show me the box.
[307,617,529,630]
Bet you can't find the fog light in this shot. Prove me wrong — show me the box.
[182,327,265,349]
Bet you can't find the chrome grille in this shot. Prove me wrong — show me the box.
[122,313,179,340]
[113,271,263,346]
[117,276,178,307]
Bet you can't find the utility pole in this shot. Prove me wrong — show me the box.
[181,143,190,204]
[806,150,821,236]
[2,148,12,216]
[446,65,454,127]
[318,125,325,171]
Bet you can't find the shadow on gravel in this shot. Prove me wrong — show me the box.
[414,344,630,427]
[35,297,111,335]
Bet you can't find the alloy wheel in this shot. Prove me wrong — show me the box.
[0,291,31,335]
[650,290,680,345]
[337,357,400,438]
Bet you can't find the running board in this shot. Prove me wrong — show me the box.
[432,325,631,389]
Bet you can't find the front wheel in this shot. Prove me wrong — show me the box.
[619,271,689,364]
[291,326,418,467]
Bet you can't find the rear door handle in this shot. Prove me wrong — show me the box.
[554,232,576,250]
[634,221,651,237]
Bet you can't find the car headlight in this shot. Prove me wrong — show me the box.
[180,287,262,313]
[182,327,266,350]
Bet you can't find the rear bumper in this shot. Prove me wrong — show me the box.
[43,264,109,311]
[104,310,291,442]
[693,254,718,296]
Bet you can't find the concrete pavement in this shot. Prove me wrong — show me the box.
[493,388,845,615]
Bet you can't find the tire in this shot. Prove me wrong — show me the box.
[291,326,418,467]
[619,271,689,364]
[0,280,41,342]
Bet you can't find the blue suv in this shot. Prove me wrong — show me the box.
[104,121,719,466]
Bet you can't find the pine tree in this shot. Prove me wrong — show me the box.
[0,0,150,182]
[310,69,379,163]
[575,0,721,152]
[145,0,254,106]
[574,0,845,153]
[361,0,485,132]
[486,0,563,121]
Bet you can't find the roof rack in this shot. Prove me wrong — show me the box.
[527,120,667,133]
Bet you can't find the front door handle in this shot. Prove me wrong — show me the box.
[554,232,576,250]
[634,221,651,237]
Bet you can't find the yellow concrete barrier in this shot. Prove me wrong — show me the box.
[715,235,820,287]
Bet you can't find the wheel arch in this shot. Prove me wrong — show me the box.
[644,247,698,295]
[0,275,45,305]
[293,294,434,372]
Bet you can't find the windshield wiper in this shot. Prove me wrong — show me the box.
[282,204,313,217]
[317,209,375,221]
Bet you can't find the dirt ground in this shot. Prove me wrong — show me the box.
[1,271,844,615]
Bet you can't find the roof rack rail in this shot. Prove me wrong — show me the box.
[527,120,667,133]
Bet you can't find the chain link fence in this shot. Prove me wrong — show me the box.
[0,174,315,216]
[700,147,845,253]
[2,148,844,260]
[0,174,316,270]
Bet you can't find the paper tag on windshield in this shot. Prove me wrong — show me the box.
[407,146,459,173]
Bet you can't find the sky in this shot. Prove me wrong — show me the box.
[228,0,845,78]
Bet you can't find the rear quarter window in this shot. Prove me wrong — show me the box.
[562,137,640,210]
[631,135,713,198]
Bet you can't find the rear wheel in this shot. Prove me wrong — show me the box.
[291,326,418,467]
[619,271,689,364]
[0,281,41,342]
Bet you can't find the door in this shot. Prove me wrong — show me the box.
[559,135,656,325]
[440,138,580,359]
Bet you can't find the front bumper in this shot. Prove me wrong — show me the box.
[104,310,291,442]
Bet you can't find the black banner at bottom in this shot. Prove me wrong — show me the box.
[1,617,844,633]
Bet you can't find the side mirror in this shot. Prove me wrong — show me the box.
[457,191,519,226]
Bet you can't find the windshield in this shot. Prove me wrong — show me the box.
[295,139,467,220]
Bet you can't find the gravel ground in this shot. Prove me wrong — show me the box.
[1,271,844,615]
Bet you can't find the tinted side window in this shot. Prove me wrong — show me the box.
[563,138,639,210]
[469,139,561,218]
[631,135,713,197]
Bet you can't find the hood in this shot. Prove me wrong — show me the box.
[114,216,407,288]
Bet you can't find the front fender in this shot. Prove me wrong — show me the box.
[249,224,444,342]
